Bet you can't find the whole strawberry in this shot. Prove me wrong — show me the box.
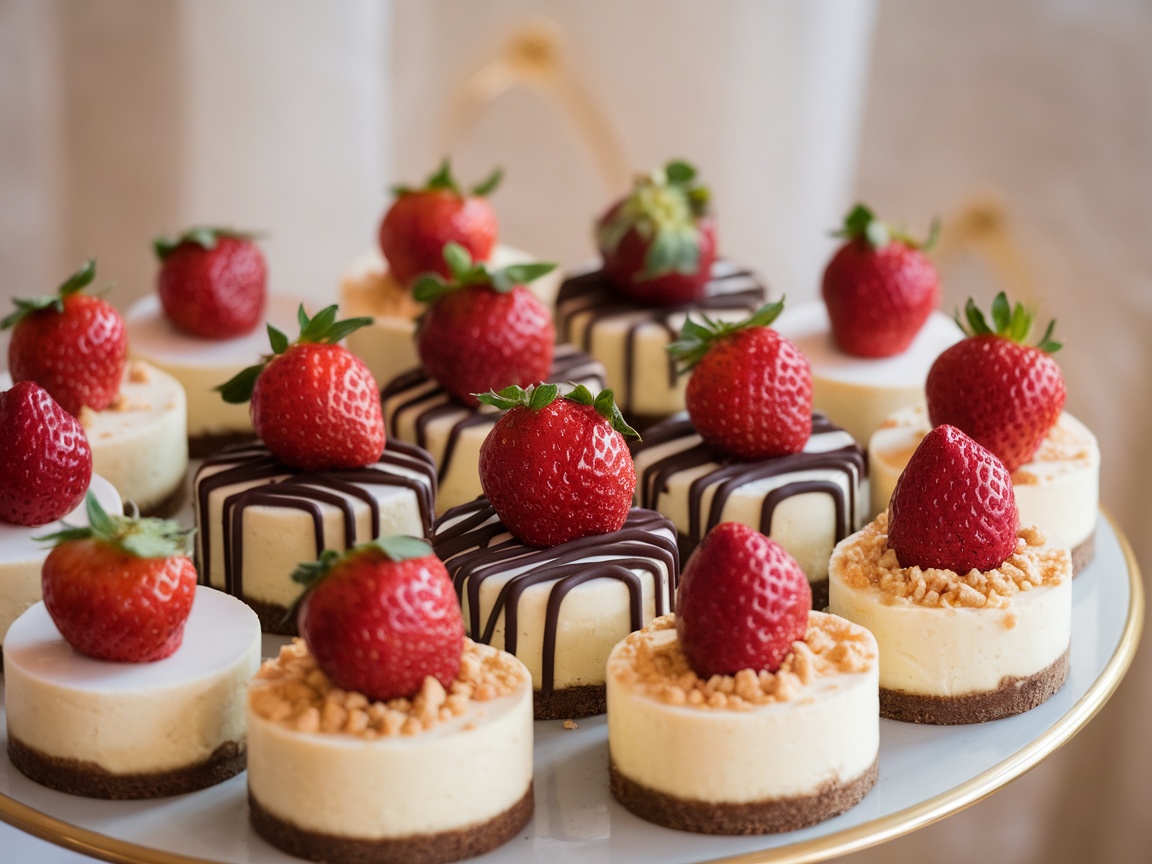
[668,300,812,460]
[154,226,268,339]
[821,204,940,358]
[477,384,638,548]
[415,242,556,408]
[379,159,501,286]
[0,382,92,526]
[218,305,384,471]
[597,159,715,306]
[294,536,464,702]
[676,522,811,677]
[888,424,1019,573]
[39,492,197,662]
[2,260,127,416]
[926,294,1065,473]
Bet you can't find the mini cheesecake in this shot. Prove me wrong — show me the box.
[434,500,679,720]
[125,292,305,456]
[382,344,607,516]
[774,301,963,446]
[608,612,879,834]
[828,513,1072,724]
[630,412,868,609]
[4,586,260,798]
[194,439,436,633]
[247,638,534,864]
[555,260,767,428]
[869,405,1100,572]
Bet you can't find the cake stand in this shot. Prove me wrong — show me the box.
[0,511,1141,864]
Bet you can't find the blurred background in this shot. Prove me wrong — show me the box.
[1,0,1149,861]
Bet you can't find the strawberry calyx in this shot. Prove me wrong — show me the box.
[597,160,711,281]
[1,259,99,331]
[475,382,640,440]
[667,299,787,372]
[36,491,194,559]
[833,203,939,252]
[152,226,262,261]
[956,292,1061,353]
[412,242,556,302]
[391,158,502,199]
[216,304,374,404]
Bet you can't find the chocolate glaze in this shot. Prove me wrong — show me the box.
[555,260,767,410]
[434,500,678,694]
[194,439,436,602]
[381,343,607,486]
[633,412,867,547]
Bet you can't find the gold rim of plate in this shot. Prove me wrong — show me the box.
[0,511,1143,864]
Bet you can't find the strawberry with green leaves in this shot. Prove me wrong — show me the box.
[926,294,1065,473]
[415,242,556,408]
[476,383,638,548]
[821,204,940,357]
[154,226,268,338]
[293,536,464,702]
[218,305,384,471]
[379,159,502,286]
[2,260,127,416]
[596,159,715,306]
[668,300,812,460]
[39,492,198,662]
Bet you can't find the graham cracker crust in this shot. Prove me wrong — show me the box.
[1071,531,1096,576]
[881,647,1070,725]
[534,684,605,721]
[137,480,187,519]
[244,596,297,636]
[249,782,533,864]
[188,430,257,459]
[610,756,878,835]
[7,737,245,799]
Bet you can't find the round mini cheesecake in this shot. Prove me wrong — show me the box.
[607,612,879,834]
[4,586,260,798]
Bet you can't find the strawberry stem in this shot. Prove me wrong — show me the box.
[955,293,1061,353]
[668,299,787,372]
[1,259,98,330]
[390,158,503,199]
[474,383,640,439]
[412,243,556,302]
[152,227,262,261]
[833,203,938,252]
[35,491,194,558]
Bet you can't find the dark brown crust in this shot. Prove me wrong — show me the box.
[244,596,297,636]
[880,647,1070,725]
[1071,530,1096,576]
[138,479,187,519]
[533,684,605,721]
[7,737,245,799]
[610,756,878,835]
[188,430,257,459]
[249,781,534,864]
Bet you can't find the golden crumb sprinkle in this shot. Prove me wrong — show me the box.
[77,406,97,429]
[610,613,876,710]
[563,719,579,730]
[836,512,1070,609]
[249,638,526,737]
[127,361,152,384]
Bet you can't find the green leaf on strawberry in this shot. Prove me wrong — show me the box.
[475,383,639,439]
[412,242,556,303]
[833,203,939,252]
[956,292,1062,353]
[1,259,98,330]
[152,226,262,262]
[291,536,433,592]
[36,491,195,559]
[667,299,787,372]
[390,158,503,199]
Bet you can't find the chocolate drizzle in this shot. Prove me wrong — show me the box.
[434,500,679,694]
[555,260,767,409]
[633,413,867,548]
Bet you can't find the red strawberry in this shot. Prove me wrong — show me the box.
[294,536,464,702]
[926,294,1066,473]
[39,492,197,662]
[668,300,812,460]
[2,260,127,416]
[379,159,501,286]
[415,242,556,408]
[888,424,1019,573]
[0,382,92,527]
[676,522,810,677]
[154,227,268,338]
[821,204,940,358]
[218,305,385,471]
[597,159,715,306]
[476,384,638,548]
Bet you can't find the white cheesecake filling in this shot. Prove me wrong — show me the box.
[3,586,260,774]
[247,641,533,839]
[0,475,121,647]
[607,612,879,803]
[774,302,963,446]
[869,405,1100,548]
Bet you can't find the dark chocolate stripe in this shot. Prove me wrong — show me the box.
[434,501,679,693]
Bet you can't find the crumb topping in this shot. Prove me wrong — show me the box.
[249,638,525,737]
[835,512,1070,609]
[610,613,875,710]
[127,361,152,384]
